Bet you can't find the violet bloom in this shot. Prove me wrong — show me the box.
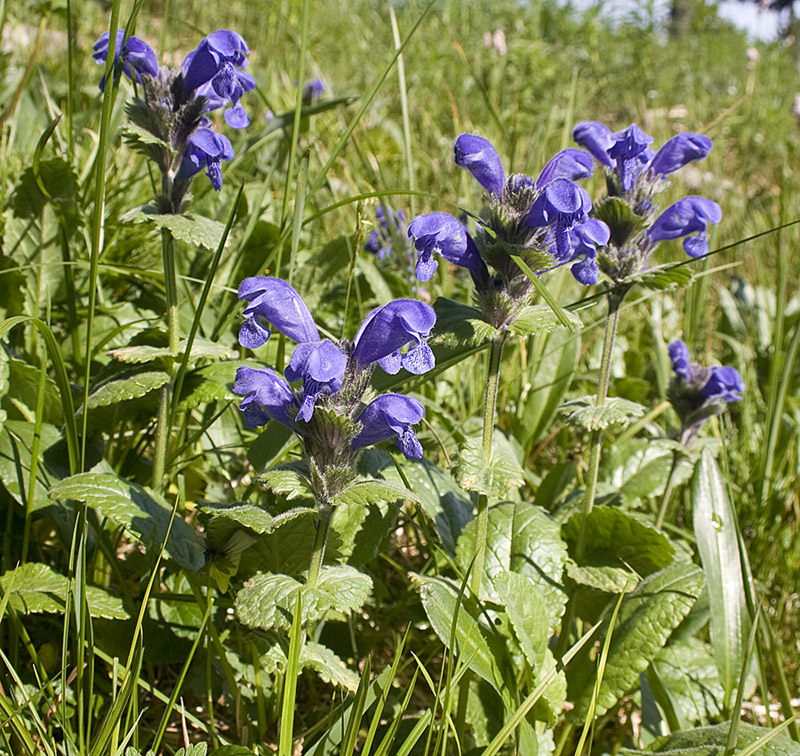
[526,179,593,258]
[303,78,325,103]
[647,196,722,258]
[407,213,486,282]
[183,30,254,128]
[559,219,611,286]
[93,30,158,91]
[234,366,297,428]
[454,134,505,197]
[364,207,408,260]
[177,128,234,191]
[668,339,743,437]
[352,394,425,460]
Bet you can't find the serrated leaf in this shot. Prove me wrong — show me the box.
[87,370,170,409]
[302,641,360,692]
[333,479,419,507]
[201,502,275,534]
[2,357,63,424]
[456,500,568,628]
[110,337,234,365]
[259,465,313,501]
[633,262,695,291]
[235,566,372,631]
[562,507,675,582]
[692,448,750,702]
[0,563,128,619]
[122,209,228,251]
[123,122,171,149]
[454,435,524,500]
[560,395,647,432]
[431,297,495,347]
[566,562,704,722]
[619,722,800,756]
[507,304,582,338]
[331,499,398,567]
[604,438,679,504]
[417,578,503,689]
[48,473,204,570]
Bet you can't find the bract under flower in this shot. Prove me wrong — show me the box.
[352,394,425,460]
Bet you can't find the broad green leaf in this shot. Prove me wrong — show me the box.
[619,721,800,755]
[560,395,647,432]
[2,357,63,424]
[333,479,419,507]
[0,563,128,619]
[0,350,7,431]
[513,328,580,451]
[315,565,373,616]
[562,508,675,586]
[86,370,170,409]
[109,337,234,364]
[647,638,725,729]
[331,499,398,566]
[495,571,566,724]
[507,305,582,338]
[603,439,679,504]
[456,500,568,628]
[302,641,360,692]
[259,463,313,501]
[454,436,524,500]
[122,209,229,250]
[417,577,503,689]
[692,448,750,702]
[201,502,276,535]
[48,473,205,570]
[632,262,695,291]
[567,562,704,722]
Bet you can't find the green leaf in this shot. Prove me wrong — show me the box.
[592,196,649,249]
[122,209,229,251]
[507,304,582,338]
[302,641,360,692]
[453,435,524,500]
[567,562,704,723]
[632,262,695,291]
[562,507,675,588]
[417,577,503,689]
[259,469,313,501]
[333,479,419,507]
[647,638,725,729]
[235,566,372,632]
[456,501,568,627]
[2,357,63,424]
[619,722,800,755]
[48,473,205,571]
[201,502,276,535]
[692,448,750,702]
[331,499,398,567]
[431,297,495,347]
[109,337,234,364]
[0,563,128,619]
[513,328,580,451]
[603,438,679,504]
[560,395,647,432]
[123,122,171,149]
[87,370,170,409]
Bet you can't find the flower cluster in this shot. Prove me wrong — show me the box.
[234,278,435,500]
[573,122,720,282]
[406,134,609,330]
[364,206,409,261]
[667,339,743,440]
[93,29,255,211]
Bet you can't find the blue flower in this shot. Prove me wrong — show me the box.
[285,340,348,422]
[526,179,593,258]
[93,30,158,91]
[407,213,486,282]
[646,196,722,258]
[352,300,436,375]
[668,339,743,435]
[559,218,610,286]
[364,207,408,260]
[303,78,325,102]
[454,134,505,197]
[352,394,425,460]
[233,366,297,428]
[177,128,234,191]
[183,30,254,128]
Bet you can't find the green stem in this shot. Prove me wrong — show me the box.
[308,504,334,589]
[151,229,180,490]
[470,334,506,599]
[655,449,681,530]
[575,292,623,564]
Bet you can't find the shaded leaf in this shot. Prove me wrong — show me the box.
[122,209,228,251]
[454,435,524,500]
[560,395,647,432]
[87,370,170,409]
[333,479,419,507]
[507,305,582,338]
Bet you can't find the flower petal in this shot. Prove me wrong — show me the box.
[649,133,712,177]
[352,394,425,460]
[407,213,485,280]
[352,300,436,370]
[454,134,505,196]
[536,149,594,187]
[572,121,614,168]
[238,277,319,345]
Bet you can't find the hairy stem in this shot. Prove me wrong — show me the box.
[655,449,682,530]
[307,503,334,588]
[470,334,507,599]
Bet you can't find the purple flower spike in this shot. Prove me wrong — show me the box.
[285,340,347,422]
[527,179,592,258]
[238,277,319,348]
[608,124,654,190]
[454,134,505,197]
[572,121,614,168]
[183,30,250,92]
[177,128,234,191]
[536,149,594,188]
[668,340,692,381]
[352,300,436,375]
[93,30,158,92]
[699,366,744,403]
[234,366,297,428]
[407,213,485,282]
[649,133,713,177]
[352,394,426,460]
[647,196,722,258]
